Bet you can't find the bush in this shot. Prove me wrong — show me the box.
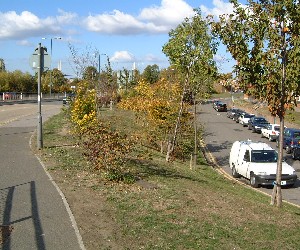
[81,121,134,182]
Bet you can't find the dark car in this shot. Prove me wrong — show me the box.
[232,110,246,122]
[212,100,221,109]
[276,128,300,157]
[214,102,227,112]
[227,108,243,119]
[248,117,269,133]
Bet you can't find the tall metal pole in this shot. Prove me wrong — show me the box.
[50,38,53,97]
[42,37,61,97]
[98,54,101,75]
[37,43,43,149]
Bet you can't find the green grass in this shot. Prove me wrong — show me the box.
[40,106,300,250]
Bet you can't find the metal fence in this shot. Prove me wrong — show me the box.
[0,92,65,101]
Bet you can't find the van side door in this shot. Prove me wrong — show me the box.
[238,149,250,178]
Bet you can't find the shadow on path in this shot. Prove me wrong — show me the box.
[1,181,45,250]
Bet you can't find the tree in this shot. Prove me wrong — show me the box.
[0,70,36,92]
[41,69,68,93]
[83,66,98,82]
[142,64,160,84]
[68,43,99,78]
[0,58,5,72]
[211,0,300,207]
[97,57,118,109]
[118,78,193,158]
[162,8,218,163]
[118,68,140,92]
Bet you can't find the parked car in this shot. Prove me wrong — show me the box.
[248,116,269,133]
[212,100,222,109]
[214,102,227,112]
[232,110,246,122]
[227,108,243,119]
[229,140,297,187]
[261,124,283,141]
[276,128,300,155]
[292,147,300,160]
[238,113,255,127]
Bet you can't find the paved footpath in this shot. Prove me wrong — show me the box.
[0,102,85,250]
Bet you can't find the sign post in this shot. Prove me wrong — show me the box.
[30,43,49,149]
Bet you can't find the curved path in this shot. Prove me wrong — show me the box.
[0,101,85,250]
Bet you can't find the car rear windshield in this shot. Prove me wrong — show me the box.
[251,150,277,163]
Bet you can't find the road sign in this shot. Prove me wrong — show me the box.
[29,46,51,73]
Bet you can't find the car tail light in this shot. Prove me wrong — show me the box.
[272,131,276,135]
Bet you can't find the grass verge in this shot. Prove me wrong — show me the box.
[38,107,300,250]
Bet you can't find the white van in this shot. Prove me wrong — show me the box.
[229,140,297,187]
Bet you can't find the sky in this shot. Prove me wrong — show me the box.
[0,0,244,77]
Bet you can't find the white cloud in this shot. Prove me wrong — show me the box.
[84,10,145,35]
[110,51,135,62]
[138,0,194,28]
[201,0,235,19]
[0,10,76,40]
[57,9,78,24]
[16,40,33,46]
[83,0,194,35]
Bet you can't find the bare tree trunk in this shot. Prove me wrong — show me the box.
[271,26,286,207]
[190,93,197,169]
[271,115,284,207]
[166,71,189,162]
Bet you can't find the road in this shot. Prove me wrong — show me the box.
[0,101,84,250]
[199,101,300,206]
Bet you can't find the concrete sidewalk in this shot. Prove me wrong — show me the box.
[0,103,85,250]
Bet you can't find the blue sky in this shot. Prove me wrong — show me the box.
[0,0,243,77]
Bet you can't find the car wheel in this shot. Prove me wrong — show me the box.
[286,145,292,154]
[232,166,240,178]
[292,149,297,160]
[250,174,259,188]
[268,136,273,142]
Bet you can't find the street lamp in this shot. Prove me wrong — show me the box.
[98,53,107,76]
[42,37,62,97]
[95,53,107,118]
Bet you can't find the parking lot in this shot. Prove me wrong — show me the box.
[199,101,300,206]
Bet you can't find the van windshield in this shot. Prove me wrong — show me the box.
[251,150,278,163]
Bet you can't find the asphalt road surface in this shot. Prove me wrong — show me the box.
[0,101,85,250]
[199,101,300,207]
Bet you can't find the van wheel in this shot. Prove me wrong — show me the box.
[286,145,291,154]
[250,174,259,188]
[232,166,240,178]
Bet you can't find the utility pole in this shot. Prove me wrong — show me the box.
[37,43,44,149]
[30,43,49,149]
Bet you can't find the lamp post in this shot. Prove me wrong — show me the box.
[95,53,107,118]
[42,37,61,97]
[98,53,107,76]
